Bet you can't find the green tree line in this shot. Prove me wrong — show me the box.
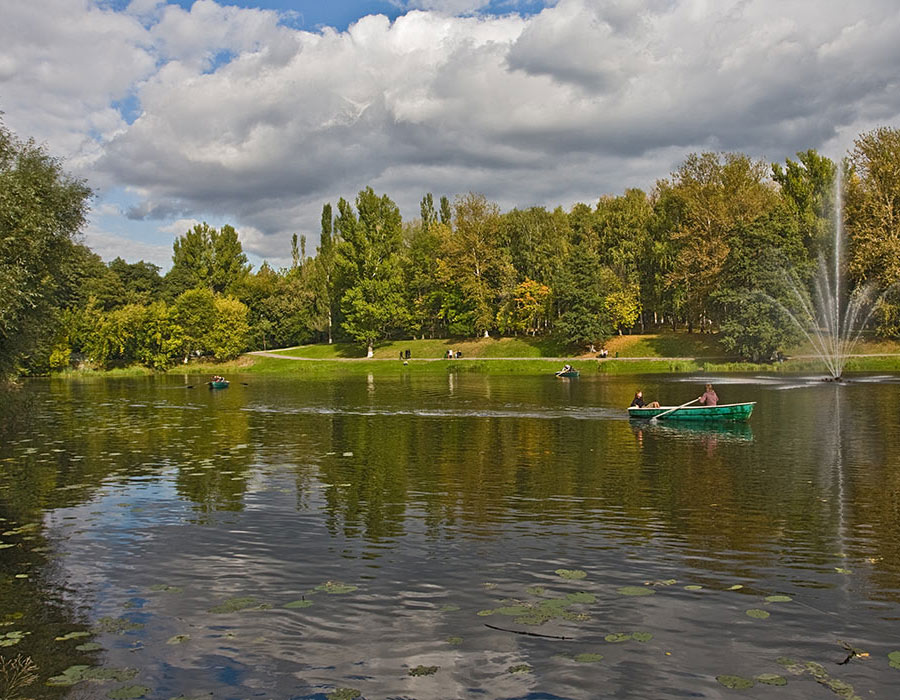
[3,119,900,378]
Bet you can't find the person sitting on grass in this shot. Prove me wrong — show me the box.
[630,390,660,408]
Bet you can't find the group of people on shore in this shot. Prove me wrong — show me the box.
[630,383,718,409]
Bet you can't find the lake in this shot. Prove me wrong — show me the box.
[1,372,900,699]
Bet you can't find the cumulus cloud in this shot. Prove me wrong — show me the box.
[4,0,900,263]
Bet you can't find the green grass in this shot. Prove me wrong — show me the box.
[274,336,573,360]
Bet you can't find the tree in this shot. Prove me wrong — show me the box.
[439,193,515,337]
[168,222,250,296]
[773,149,836,256]
[170,288,217,361]
[335,188,407,356]
[553,247,621,347]
[439,195,452,226]
[0,121,92,379]
[208,296,250,360]
[659,152,777,332]
[845,127,900,336]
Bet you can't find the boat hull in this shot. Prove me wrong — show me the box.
[556,371,580,378]
[627,402,755,422]
[209,381,230,389]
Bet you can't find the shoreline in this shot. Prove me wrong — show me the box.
[42,351,900,379]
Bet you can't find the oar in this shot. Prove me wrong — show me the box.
[651,397,700,423]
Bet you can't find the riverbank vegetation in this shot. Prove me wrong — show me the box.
[3,119,900,380]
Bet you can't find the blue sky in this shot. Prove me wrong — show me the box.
[4,1,899,270]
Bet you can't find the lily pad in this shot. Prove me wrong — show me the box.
[207,597,269,614]
[726,584,744,590]
[755,673,788,686]
[56,631,91,641]
[408,665,439,677]
[446,636,463,646]
[476,609,495,616]
[565,592,596,604]
[834,567,852,575]
[507,664,532,674]
[76,642,104,651]
[166,634,190,645]
[555,569,587,580]
[605,633,631,643]
[716,675,754,689]
[888,651,900,669]
[573,653,603,663]
[764,594,792,602]
[95,617,145,633]
[617,586,654,597]
[684,585,703,591]
[327,689,361,700]
[0,630,30,647]
[439,604,460,612]
[632,632,654,643]
[746,609,770,619]
[284,600,313,609]
[108,686,150,699]
[315,581,358,594]
[527,586,546,596]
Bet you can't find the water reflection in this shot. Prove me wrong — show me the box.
[1,374,900,698]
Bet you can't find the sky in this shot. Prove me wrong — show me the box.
[3,0,900,271]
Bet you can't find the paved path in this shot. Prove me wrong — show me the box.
[249,350,900,363]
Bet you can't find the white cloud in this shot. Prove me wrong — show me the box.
[4,0,900,265]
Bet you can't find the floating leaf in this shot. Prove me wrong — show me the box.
[565,592,595,604]
[76,642,103,651]
[765,595,792,603]
[476,609,494,617]
[495,605,533,616]
[573,653,603,663]
[95,617,145,633]
[605,633,631,643]
[888,651,900,669]
[283,600,313,609]
[632,632,654,643]
[684,585,703,591]
[507,664,532,674]
[326,689,360,700]
[617,586,654,597]
[166,635,190,645]
[408,665,439,677]
[207,597,269,614]
[0,630,30,647]
[834,567,852,575]
[726,584,744,590]
[527,586,546,596]
[56,631,91,641]
[746,609,770,619]
[555,569,586,580]
[439,604,460,612]
[755,674,788,686]
[315,581,358,595]
[107,686,150,699]
[716,675,754,689]
[446,636,463,646]
[149,584,183,593]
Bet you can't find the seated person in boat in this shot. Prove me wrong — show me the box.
[560,364,572,373]
[697,383,718,406]
[630,390,659,408]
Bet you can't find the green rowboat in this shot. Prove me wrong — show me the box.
[627,402,755,422]
[556,370,579,378]
[209,380,230,389]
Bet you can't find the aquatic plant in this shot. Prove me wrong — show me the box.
[0,654,38,700]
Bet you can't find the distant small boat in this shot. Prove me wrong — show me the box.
[627,402,755,422]
[209,380,230,389]
[556,370,580,378]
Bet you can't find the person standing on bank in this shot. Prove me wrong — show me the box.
[698,383,718,406]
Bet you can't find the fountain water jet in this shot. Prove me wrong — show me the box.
[782,168,879,380]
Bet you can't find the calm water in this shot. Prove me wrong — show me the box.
[2,372,900,699]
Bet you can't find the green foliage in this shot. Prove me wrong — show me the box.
[209,296,250,360]
[336,188,407,353]
[168,222,249,297]
[0,121,92,379]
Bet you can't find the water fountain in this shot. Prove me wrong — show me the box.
[782,169,878,380]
